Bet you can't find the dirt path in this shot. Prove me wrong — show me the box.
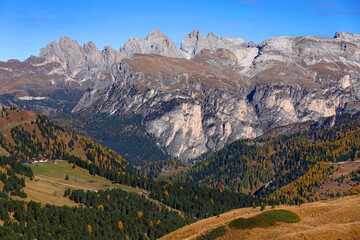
[329,160,360,165]
[145,196,182,215]
[35,176,98,192]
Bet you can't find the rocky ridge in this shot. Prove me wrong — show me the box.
[180,30,251,58]
[1,29,360,161]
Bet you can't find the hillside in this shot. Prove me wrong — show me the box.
[0,106,268,239]
[51,111,169,165]
[0,156,192,239]
[170,113,360,204]
[140,159,190,179]
[161,194,360,240]
[0,108,193,239]
[21,160,142,207]
[0,106,143,185]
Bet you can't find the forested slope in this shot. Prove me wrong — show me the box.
[0,106,264,239]
[170,113,360,204]
[0,107,142,185]
[51,112,169,165]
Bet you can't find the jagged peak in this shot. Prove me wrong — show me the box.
[207,32,219,39]
[39,40,62,58]
[189,29,197,36]
[103,45,115,52]
[59,36,78,45]
[334,31,360,45]
[334,31,359,38]
[83,41,99,52]
[84,40,96,48]
[185,30,204,39]
[145,28,167,40]
[126,36,142,43]
[47,41,60,47]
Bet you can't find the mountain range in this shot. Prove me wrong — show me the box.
[0,29,359,162]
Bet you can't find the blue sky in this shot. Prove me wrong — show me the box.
[0,0,359,61]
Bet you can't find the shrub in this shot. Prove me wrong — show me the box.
[262,210,300,223]
[229,214,276,229]
[229,210,300,230]
[260,203,266,211]
[197,226,227,240]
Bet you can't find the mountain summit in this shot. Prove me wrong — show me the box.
[181,30,249,58]
[120,28,186,58]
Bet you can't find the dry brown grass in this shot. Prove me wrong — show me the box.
[0,110,36,132]
[12,177,77,207]
[160,194,360,240]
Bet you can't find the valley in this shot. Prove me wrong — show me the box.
[0,17,359,239]
[0,90,359,239]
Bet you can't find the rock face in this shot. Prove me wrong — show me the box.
[1,29,360,162]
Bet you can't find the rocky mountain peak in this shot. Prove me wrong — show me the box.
[59,36,81,50]
[102,46,122,65]
[145,28,167,40]
[255,34,360,68]
[207,32,219,39]
[84,41,98,52]
[120,29,186,58]
[181,30,249,58]
[188,29,198,37]
[334,31,360,46]
[38,36,117,80]
[39,40,64,60]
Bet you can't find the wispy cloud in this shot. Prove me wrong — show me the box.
[319,9,360,16]
[302,2,336,7]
